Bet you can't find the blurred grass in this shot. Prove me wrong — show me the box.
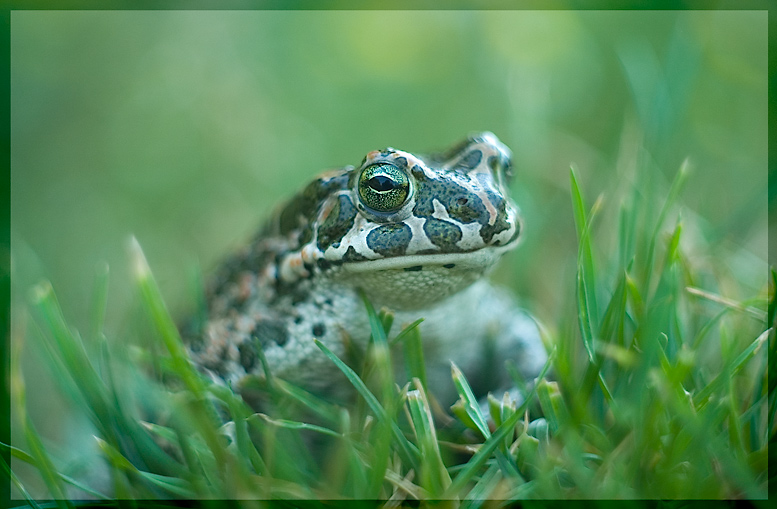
[6,8,770,504]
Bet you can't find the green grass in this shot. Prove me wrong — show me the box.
[5,159,771,503]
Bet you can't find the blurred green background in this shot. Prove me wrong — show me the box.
[9,9,767,462]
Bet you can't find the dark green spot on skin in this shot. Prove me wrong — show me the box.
[278,194,314,237]
[203,355,230,377]
[343,246,369,262]
[208,251,266,302]
[238,340,258,371]
[487,155,499,171]
[404,265,423,272]
[317,195,358,251]
[410,166,425,178]
[289,288,307,305]
[255,319,289,348]
[479,199,511,244]
[423,218,463,250]
[312,323,326,337]
[366,223,412,257]
[487,154,513,182]
[298,224,313,246]
[272,272,315,305]
[443,263,455,269]
[447,194,483,223]
[503,218,521,244]
[278,173,349,237]
[412,168,485,225]
[453,149,482,170]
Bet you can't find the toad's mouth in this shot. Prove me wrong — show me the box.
[340,242,518,275]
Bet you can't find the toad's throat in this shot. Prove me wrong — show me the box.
[337,248,514,310]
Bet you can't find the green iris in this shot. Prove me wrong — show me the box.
[357,163,410,213]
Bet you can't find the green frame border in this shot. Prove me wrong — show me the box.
[0,2,773,507]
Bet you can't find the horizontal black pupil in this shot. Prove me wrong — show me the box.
[368,175,396,192]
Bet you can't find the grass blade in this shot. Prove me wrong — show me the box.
[250,413,342,439]
[10,308,71,506]
[314,339,420,470]
[450,362,490,439]
[642,158,690,295]
[129,237,202,395]
[406,380,451,497]
[361,291,394,405]
[570,166,601,330]
[576,268,596,362]
[1,452,42,509]
[571,167,604,361]
[29,282,117,444]
[693,328,769,409]
[88,261,109,346]
[400,320,428,393]
[389,317,424,347]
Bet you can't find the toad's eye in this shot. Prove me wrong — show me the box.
[357,163,410,213]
